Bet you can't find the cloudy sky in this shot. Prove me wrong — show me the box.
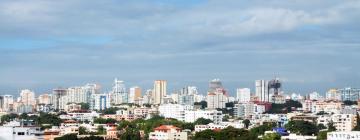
[1,0,359,96]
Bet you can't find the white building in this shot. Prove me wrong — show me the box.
[158,104,193,121]
[91,94,111,110]
[255,80,269,102]
[153,80,167,104]
[0,95,14,112]
[149,125,188,140]
[111,79,128,105]
[237,88,251,103]
[327,131,360,140]
[184,110,223,124]
[20,89,36,106]
[331,114,357,131]
[128,86,141,103]
[207,88,228,109]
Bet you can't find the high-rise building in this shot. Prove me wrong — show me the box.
[153,80,167,104]
[128,86,141,103]
[339,87,360,101]
[207,88,228,109]
[0,95,14,112]
[51,88,67,110]
[20,89,36,106]
[111,78,128,104]
[236,88,251,103]
[37,94,51,105]
[90,94,111,110]
[255,80,269,102]
[326,88,341,101]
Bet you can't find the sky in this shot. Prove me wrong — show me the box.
[0,0,360,96]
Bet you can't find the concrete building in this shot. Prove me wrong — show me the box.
[237,88,251,103]
[255,80,269,102]
[158,104,193,121]
[153,80,167,104]
[0,95,14,112]
[326,89,341,101]
[339,87,360,101]
[327,131,360,140]
[111,78,128,104]
[207,88,228,109]
[149,125,188,140]
[331,114,357,131]
[129,86,141,103]
[91,94,111,110]
[184,110,223,124]
[37,94,51,105]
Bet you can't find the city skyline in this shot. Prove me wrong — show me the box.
[1,0,360,94]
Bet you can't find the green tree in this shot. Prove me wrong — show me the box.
[194,101,207,109]
[343,100,357,106]
[285,120,318,135]
[54,133,78,140]
[1,113,19,123]
[194,118,213,125]
[78,135,104,140]
[318,124,326,130]
[100,107,119,114]
[119,127,141,140]
[327,121,336,131]
[317,131,328,140]
[97,126,107,135]
[79,126,88,135]
[193,129,217,140]
[243,119,250,129]
[250,122,276,136]
[262,133,281,140]
[78,103,90,110]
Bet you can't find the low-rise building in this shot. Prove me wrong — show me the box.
[149,125,188,140]
[327,131,360,140]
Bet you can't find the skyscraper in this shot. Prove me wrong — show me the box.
[129,86,141,103]
[111,78,128,104]
[255,80,269,102]
[51,88,67,110]
[0,95,13,112]
[237,88,251,103]
[20,89,36,106]
[153,80,167,104]
[209,79,223,92]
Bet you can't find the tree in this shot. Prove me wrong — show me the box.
[194,118,213,125]
[93,118,117,124]
[78,103,90,110]
[223,115,230,121]
[250,122,276,136]
[243,119,250,129]
[54,134,78,140]
[97,126,107,135]
[79,126,88,135]
[100,107,119,114]
[1,113,18,124]
[119,127,141,140]
[78,135,104,140]
[318,124,327,130]
[193,129,217,140]
[327,121,336,132]
[267,100,302,114]
[285,120,318,135]
[343,100,357,106]
[262,133,281,140]
[317,131,328,140]
[194,101,207,109]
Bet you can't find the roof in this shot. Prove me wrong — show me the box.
[154,125,181,131]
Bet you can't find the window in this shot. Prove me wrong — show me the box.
[17,132,25,135]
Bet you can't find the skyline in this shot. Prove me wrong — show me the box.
[1,0,360,94]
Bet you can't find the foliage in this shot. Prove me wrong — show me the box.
[78,136,104,140]
[243,119,250,129]
[317,124,327,130]
[316,111,328,115]
[54,134,78,140]
[223,115,230,121]
[1,113,19,123]
[100,107,119,114]
[97,126,107,135]
[78,103,90,110]
[194,101,207,109]
[262,133,281,140]
[38,112,63,126]
[285,120,318,135]
[317,131,328,140]
[79,126,88,135]
[194,118,213,125]
[250,122,276,136]
[343,100,357,106]
[119,127,141,140]
[267,100,302,114]
[193,127,257,140]
[93,118,117,124]
[327,121,336,132]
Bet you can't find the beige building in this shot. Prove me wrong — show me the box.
[149,125,188,140]
[153,80,167,104]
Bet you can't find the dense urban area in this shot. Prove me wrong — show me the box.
[0,78,359,140]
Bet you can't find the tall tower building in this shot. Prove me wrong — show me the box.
[129,86,142,103]
[153,80,167,104]
[111,78,128,104]
[51,88,67,110]
[209,79,223,92]
[255,80,269,102]
[237,88,251,103]
[0,95,14,112]
[20,89,36,106]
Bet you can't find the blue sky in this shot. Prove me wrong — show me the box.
[0,0,360,96]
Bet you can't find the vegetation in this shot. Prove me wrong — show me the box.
[193,126,257,140]
[194,118,213,125]
[343,100,357,106]
[267,100,302,114]
[93,118,117,124]
[353,113,360,131]
[1,113,19,124]
[78,126,88,135]
[250,122,276,136]
[100,107,119,114]
[55,134,104,140]
[97,125,107,135]
[78,103,90,110]
[285,120,318,135]
[262,133,281,140]
[242,119,250,129]
[194,101,207,109]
